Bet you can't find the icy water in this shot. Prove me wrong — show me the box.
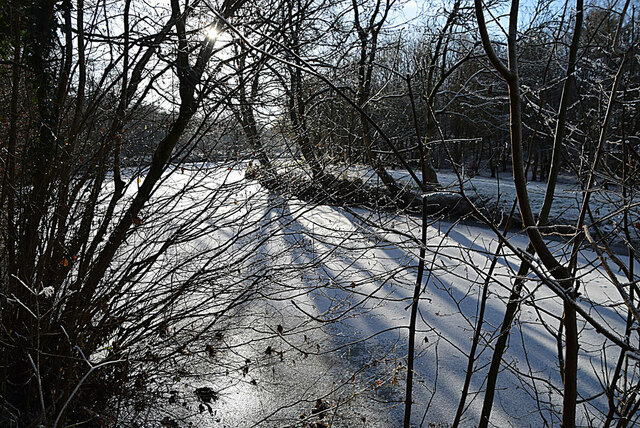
[115,165,637,427]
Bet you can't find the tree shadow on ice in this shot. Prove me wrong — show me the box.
[205,190,634,427]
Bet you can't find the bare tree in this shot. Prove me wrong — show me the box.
[0,0,269,424]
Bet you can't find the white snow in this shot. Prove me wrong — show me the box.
[107,163,639,427]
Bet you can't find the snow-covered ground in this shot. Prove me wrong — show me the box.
[334,164,638,238]
[115,163,639,427]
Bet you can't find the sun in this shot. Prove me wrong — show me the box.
[206,26,219,41]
